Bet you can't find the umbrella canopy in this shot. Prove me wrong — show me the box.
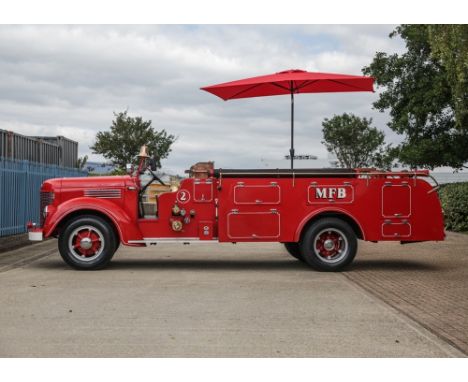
[201,69,374,100]
[201,69,374,169]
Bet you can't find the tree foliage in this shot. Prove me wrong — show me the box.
[322,113,394,169]
[76,155,88,170]
[439,182,468,232]
[428,25,468,131]
[91,111,176,170]
[363,24,468,169]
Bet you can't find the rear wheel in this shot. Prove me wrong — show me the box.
[283,242,305,262]
[58,215,117,270]
[300,218,357,271]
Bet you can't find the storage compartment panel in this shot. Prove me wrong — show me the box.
[193,180,213,202]
[382,184,411,218]
[234,183,280,205]
[382,222,411,237]
[227,211,280,239]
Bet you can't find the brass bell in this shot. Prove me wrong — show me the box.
[138,145,149,158]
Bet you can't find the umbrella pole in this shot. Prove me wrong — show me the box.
[290,91,294,170]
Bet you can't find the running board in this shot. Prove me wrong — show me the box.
[128,238,219,246]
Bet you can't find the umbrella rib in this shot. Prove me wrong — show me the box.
[272,80,321,93]
[294,79,319,92]
[270,82,292,92]
[226,83,264,100]
[327,79,369,91]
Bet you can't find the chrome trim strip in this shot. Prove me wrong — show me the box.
[128,237,219,244]
[84,189,122,199]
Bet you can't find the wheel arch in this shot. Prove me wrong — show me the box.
[45,197,143,245]
[294,209,365,242]
[51,209,121,243]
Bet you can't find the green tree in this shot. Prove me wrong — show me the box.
[76,155,88,170]
[91,111,176,170]
[363,24,468,169]
[428,25,468,130]
[322,113,394,169]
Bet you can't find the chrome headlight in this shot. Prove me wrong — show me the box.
[40,190,54,227]
[42,205,49,219]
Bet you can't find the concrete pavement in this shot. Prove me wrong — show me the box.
[0,239,464,357]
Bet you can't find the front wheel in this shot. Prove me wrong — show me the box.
[58,215,117,270]
[300,218,357,271]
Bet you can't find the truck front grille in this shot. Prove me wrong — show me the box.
[40,191,54,227]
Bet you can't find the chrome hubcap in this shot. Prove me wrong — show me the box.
[80,237,92,250]
[323,239,335,251]
[313,228,348,264]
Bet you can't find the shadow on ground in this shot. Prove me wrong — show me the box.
[35,256,310,272]
[111,258,308,271]
[34,254,442,273]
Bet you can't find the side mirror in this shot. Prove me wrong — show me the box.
[125,163,134,174]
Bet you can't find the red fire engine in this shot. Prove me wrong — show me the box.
[27,69,446,271]
[28,150,445,271]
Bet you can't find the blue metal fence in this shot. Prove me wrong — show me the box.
[0,158,87,237]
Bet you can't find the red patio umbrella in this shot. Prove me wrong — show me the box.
[201,69,374,169]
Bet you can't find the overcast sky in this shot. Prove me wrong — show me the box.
[0,25,405,174]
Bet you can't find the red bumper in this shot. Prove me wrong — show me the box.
[27,222,44,241]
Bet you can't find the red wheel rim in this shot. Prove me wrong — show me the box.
[313,228,348,263]
[68,225,104,261]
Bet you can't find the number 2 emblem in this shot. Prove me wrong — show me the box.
[177,190,190,204]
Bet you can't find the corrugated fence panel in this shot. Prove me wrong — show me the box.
[0,130,9,158]
[0,158,86,237]
[0,129,78,167]
[58,136,79,168]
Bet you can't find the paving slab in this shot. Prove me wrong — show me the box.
[345,232,468,355]
[0,240,56,273]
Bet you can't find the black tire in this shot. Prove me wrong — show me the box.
[58,215,117,270]
[283,242,305,262]
[299,218,357,271]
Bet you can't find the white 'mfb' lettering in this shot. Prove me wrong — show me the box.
[315,187,347,199]
[337,188,347,198]
[315,188,327,198]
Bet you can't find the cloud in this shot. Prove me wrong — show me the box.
[0,25,403,174]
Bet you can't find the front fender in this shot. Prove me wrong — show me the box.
[44,197,143,245]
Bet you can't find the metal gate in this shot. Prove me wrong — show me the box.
[0,158,86,237]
